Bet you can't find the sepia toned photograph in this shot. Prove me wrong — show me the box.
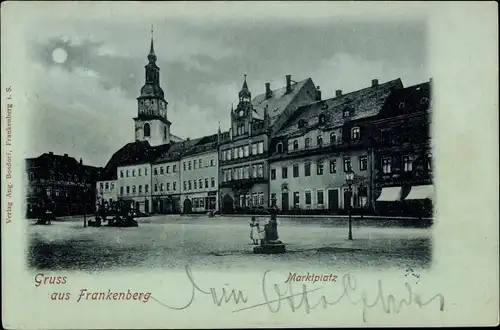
[24,11,433,273]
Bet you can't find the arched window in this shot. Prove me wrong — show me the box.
[276,142,283,153]
[164,125,167,139]
[293,140,299,150]
[305,138,310,148]
[144,123,151,137]
[317,135,323,146]
[351,127,361,140]
[330,132,336,144]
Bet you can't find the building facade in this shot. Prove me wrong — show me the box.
[116,163,152,213]
[219,75,319,213]
[269,78,403,214]
[25,152,101,217]
[372,81,433,217]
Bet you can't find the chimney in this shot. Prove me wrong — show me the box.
[265,83,272,99]
[315,86,322,101]
[63,153,68,158]
[79,158,83,165]
[48,152,54,156]
[429,77,433,84]
[335,90,342,97]
[371,79,379,87]
[285,75,292,94]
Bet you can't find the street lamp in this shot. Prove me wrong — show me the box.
[345,170,355,240]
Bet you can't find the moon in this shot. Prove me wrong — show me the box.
[52,48,68,64]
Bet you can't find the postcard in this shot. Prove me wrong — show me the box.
[1,1,498,328]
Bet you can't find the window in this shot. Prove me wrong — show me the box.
[120,187,124,195]
[199,179,203,189]
[133,169,137,177]
[120,170,124,178]
[100,183,104,190]
[330,133,336,144]
[317,190,324,205]
[160,167,164,175]
[258,142,264,154]
[183,162,186,171]
[252,144,257,155]
[330,159,337,173]
[183,181,187,191]
[199,159,203,168]
[211,177,215,187]
[305,138,310,148]
[271,168,276,180]
[240,195,245,207]
[173,182,176,191]
[164,125,167,139]
[221,151,226,161]
[188,161,192,170]
[193,160,197,169]
[244,146,249,157]
[110,183,114,190]
[144,123,151,137]
[145,168,148,175]
[293,192,300,206]
[154,168,158,175]
[359,155,368,171]
[293,140,299,150]
[238,147,243,158]
[298,119,306,128]
[293,164,299,178]
[258,164,263,177]
[270,193,277,205]
[427,153,432,171]
[319,114,326,124]
[244,166,250,179]
[167,183,170,191]
[194,198,199,208]
[282,167,288,179]
[258,192,264,206]
[403,155,413,172]
[154,184,158,192]
[276,143,283,153]
[126,170,129,177]
[305,191,312,205]
[227,149,232,160]
[166,166,170,173]
[305,163,311,176]
[211,158,215,166]
[188,181,192,190]
[126,186,130,194]
[343,157,351,172]
[252,193,258,207]
[382,157,392,174]
[145,184,149,193]
[172,165,177,173]
[317,135,323,147]
[317,161,324,175]
[351,127,361,140]
[252,165,257,178]
[194,180,197,189]
[343,109,350,118]
[205,178,209,188]
[139,185,142,193]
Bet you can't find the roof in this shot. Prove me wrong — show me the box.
[380,81,431,117]
[99,141,154,180]
[251,78,313,125]
[26,152,103,179]
[275,78,403,138]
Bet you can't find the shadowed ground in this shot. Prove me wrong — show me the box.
[27,215,432,272]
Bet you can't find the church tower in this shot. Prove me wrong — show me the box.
[134,28,171,146]
[231,74,253,138]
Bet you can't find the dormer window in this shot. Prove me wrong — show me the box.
[298,119,306,128]
[319,114,326,124]
[399,102,406,109]
[343,109,350,118]
[276,142,283,153]
[420,97,429,105]
[305,138,310,149]
[351,127,361,140]
[293,140,299,150]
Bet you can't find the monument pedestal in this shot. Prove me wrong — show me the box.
[253,240,286,254]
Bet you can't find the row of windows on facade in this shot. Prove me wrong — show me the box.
[183,177,216,191]
[183,158,216,171]
[270,189,368,208]
[100,182,115,191]
[191,197,215,209]
[221,164,264,182]
[276,127,361,153]
[236,192,265,207]
[28,172,82,182]
[30,187,72,197]
[271,156,368,180]
[381,154,432,174]
[220,142,265,161]
[120,167,148,178]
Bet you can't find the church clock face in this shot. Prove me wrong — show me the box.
[145,100,150,106]
[239,110,244,117]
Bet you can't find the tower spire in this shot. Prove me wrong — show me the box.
[239,74,251,102]
[148,25,156,62]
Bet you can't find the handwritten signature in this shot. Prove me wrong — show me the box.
[150,266,444,322]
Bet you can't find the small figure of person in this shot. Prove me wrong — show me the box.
[249,216,260,245]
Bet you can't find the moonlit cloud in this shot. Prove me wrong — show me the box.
[23,6,429,167]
